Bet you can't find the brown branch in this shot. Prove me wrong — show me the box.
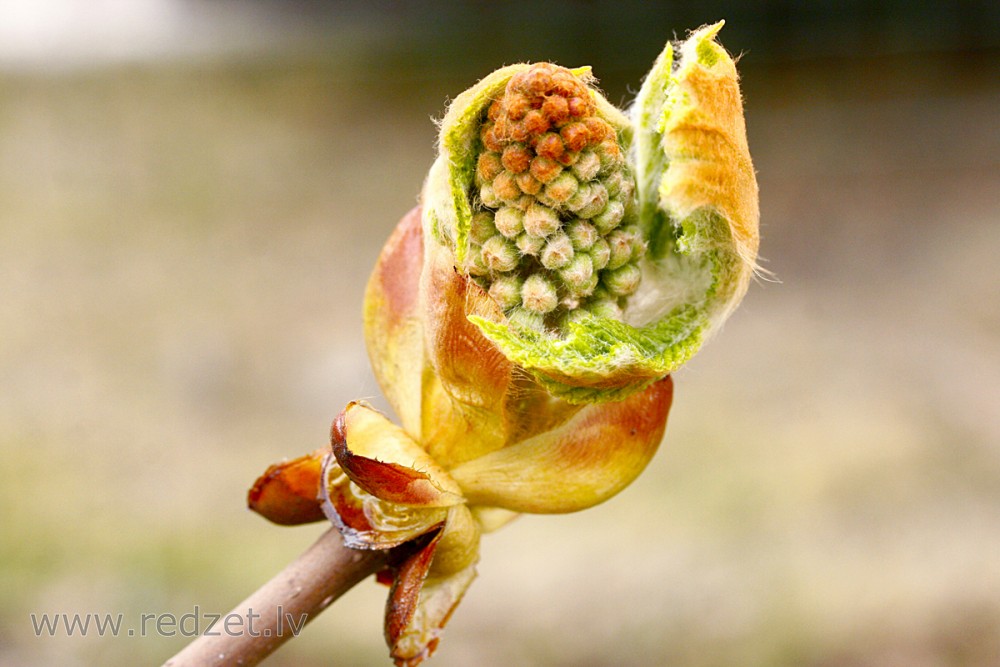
[162,528,385,667]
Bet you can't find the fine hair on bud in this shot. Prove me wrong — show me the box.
[462,61,647,330]
[523,203,560,238]
[481,235,519,272]
[494,207,525,239]
[540,233,574,270]
[521,274,559,314]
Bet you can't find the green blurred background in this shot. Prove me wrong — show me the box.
[2,1,998,665]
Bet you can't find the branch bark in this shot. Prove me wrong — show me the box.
[163,528,385,667]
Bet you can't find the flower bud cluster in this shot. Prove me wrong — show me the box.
[466,63,645,330]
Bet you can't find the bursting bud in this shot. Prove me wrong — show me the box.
[249,22,758,667]
[426,22,758,402]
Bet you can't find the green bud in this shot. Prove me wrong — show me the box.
[559,254,596,296]
[521,274,559,314]
[470,211,497,245]
[566,219,598,250]
[479,183,500,209]
[602,263,642,297]
[566,182,592,214]
[571,150,600,182]
[516,232,545,256]
[589,237,610,270]
[540,232,574,270]
[481,235,519,272]
[466,245,490,277]
[494,206,525,239]
[586,298,623,320]
[606,228,634,270]
[524,203,561,238]
[506,307,546,332]
[543,171,579,205]
[603,170,633,199]
[575,182,609,219]
[488,274,523,311]
[592,199,625,234]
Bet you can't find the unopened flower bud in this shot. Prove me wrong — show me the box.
[574,182,609,219]
[535,133,565,162]
[479,183,500,208]
[258,24,760,666]
[521,274,559,314]
[494,207,525,239]
[515,172,542,195]
[544,171,580,205]
[588,237,610,270]
[540,232,574,270]
[523,203,560,238]
[476,152,503,186]
[493,171,521,203]
[571,150,600,182]
[592,199,625,234]
[559,253,596,295]
[501,144,532,174]
[587,297,623,320]
[470,211,496,245]
[465,246,490,276]
[566,220,598,250]
[606,228,635,270]
[560,121,590,152]
[602,263,642,297]
[481,235,519,272]
[602,170,631,199]
[529,155,562,184]
[489,274,523,311]
[596,138,624,170]
[506,306,546,332]
[516,232,545,256]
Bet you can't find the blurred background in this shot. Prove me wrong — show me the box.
[1,1,998,665]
